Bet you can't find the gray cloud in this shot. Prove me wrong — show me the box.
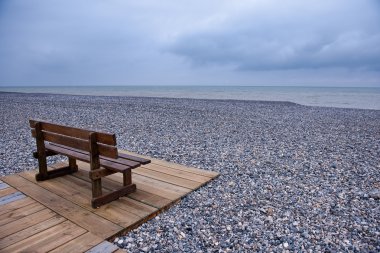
[168,0,380,71]
[0,0,379,86]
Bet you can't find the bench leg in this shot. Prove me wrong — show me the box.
[92,178,103,199]
[68,157,78,172]
[36,158,48,181]
[91,170,136,208]
[35,122,48,180]
[35,158,78,181]
[123,170,132,186]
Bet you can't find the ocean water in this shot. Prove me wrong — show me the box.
[0,86,379,110]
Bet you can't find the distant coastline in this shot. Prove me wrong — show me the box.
[0,86,379,110]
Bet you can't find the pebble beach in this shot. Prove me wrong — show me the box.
[1,92,379,252]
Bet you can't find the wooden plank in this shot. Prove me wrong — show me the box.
[142,163,211,183]
[0,208,57,239]
[30,119,116,145]
[120,150,219,178]
[113,197,158,218]
[52,143,140,168]
[133,174,190,200]
[0,187,17,198]
[0,216,66,250]
[86,241,119,253]
[43,131,90,152]
[0,197,35,216]
[133,167,202,189]
[2,175,123,239]
[50,232,104,253]
[128,189,173,209]
[0,201,45,226]
[94,204,141,228]
[2,220,86,253]
[118,153,151,164]
[46,144,128,172]
[0,191,26,206]
[31,130,118,158]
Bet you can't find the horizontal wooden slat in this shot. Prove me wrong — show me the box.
[118,153,151,164]
[40,130,89,151]
[31,130,118,158]
[44,143,130,173]
[51,143,140,168]
[29,119,116,145]
[142,163,211,183]
[134,167,202,189]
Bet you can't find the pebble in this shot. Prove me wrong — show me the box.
[368,189,380,200]
[1,92,379,252]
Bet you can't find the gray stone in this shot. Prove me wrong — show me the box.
[368,189,380,200]
[1,92,379,252]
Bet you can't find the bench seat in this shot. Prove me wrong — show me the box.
[34,143,143,173]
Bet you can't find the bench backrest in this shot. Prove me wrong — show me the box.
[30,119,118,159]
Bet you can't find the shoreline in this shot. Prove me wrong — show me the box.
[1,92,379,251]
[1,85,380,110]
[1,90,378,111]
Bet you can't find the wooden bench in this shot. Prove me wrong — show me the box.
[29,119,150,208]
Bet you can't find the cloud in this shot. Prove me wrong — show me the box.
[0,0,379,86]
[167,0,380,71]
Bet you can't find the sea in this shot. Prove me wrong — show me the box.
[0,86,379,110]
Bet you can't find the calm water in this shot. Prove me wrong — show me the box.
[1,86,379,110]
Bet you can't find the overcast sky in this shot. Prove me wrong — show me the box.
[0,0,379,86]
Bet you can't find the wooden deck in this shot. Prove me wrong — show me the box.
[0,150,219,252]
